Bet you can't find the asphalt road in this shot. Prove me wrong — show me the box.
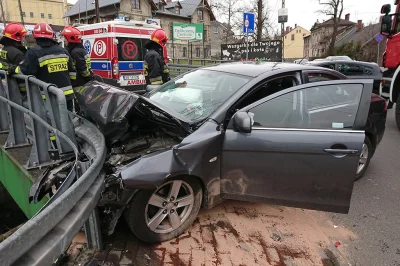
[328,109,400,266]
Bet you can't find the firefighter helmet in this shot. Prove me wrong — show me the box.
[150,29,168,48]
[33,22,55,40]
[2,22,27,42]
[62,26,82,43]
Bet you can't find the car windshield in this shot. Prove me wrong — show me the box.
[148,69,250,122]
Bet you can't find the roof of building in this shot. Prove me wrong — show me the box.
[67,0,215,20]
[284,25,310,36]
[311,18,355,31]
[335,23,381,47]
[66,0,120,17]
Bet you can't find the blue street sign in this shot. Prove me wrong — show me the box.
[375,34,384,43]
[243,13,255,34]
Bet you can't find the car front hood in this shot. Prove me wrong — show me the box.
[74,81,191,145]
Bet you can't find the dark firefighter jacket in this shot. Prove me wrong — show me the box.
[67,43,93,87]
[144,49,170,85]
[0,42,28,91]
[10,38,76,96]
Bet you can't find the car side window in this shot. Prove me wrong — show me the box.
[337,63,364,76]
[319,64,335,70]
[248,84,363,130]
[364,66,373,75]
[307,73,340,83]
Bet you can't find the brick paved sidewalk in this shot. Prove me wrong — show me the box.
[63,201,353,266]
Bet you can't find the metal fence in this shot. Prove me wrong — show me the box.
[0,71,106,266]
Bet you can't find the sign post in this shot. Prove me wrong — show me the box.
[375,33,384,64]
[278,5,288,62]
[243,12,255,61]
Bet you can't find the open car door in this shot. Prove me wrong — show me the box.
[221,79,372,213]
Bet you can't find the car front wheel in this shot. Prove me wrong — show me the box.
[355,137,372,181]
[124,177,202,243]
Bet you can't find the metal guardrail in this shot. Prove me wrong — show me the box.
[0,71,106,266]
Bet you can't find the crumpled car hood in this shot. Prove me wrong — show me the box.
[74,81,190,145]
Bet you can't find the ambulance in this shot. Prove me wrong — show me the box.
[75,20,168,93]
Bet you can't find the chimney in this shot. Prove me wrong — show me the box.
[357,20,363,31]
[345,13,350,21]
[295,24,297,28]
[290,27,293,31]
[166,0,172,2]
[286,26,290,34]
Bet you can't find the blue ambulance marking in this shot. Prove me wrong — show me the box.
[118,62,144,71]
[91,61,111,71]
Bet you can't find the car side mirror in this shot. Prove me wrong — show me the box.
[146,85,160,93]
[381,14,393,36]
[233,111,252,133]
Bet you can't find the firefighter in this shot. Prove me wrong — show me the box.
[0,22,28,93]
[62,26,93,88]
[61,26,93,113]
[144,29,170,85]
[9,22,76,111]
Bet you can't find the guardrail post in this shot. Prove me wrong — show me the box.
[44,85,77,156]
[84,208,103,250]
[5,76,28,148]
[25,80,51,168]
[0,75,9,133]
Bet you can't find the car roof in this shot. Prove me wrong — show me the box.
[202,62,330,77]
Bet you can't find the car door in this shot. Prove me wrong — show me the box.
[221,79,372,213]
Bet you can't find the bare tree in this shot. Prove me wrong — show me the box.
[209,0,238,43]
[319,0,344,55]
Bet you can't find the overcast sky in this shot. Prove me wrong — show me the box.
[67,0,392,31]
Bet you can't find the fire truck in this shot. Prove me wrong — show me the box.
[75,20,169,93]
[379,1,400,129]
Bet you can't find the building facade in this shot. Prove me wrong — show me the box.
[305,14,355,58]
[210,21,235,58]
[282,24,310,59]
[0,0,66,26]
[66,0,216,59]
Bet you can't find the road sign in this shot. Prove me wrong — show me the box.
[278,8,288,23]
[243,13,255,33]
[173,23,204,41]
[375,34,384,43]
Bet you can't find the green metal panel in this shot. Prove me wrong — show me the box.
[0,147,48,218]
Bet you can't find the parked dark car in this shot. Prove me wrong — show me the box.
[75,62,387,243]
[306,60,382,93]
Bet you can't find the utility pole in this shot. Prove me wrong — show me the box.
[17,0,24,26]
[0,0,6,28]
[281,0,285,61]
[95,0,100,23]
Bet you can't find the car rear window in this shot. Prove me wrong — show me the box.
[116,37,146,61]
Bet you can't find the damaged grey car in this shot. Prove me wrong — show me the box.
[75,62,373,243]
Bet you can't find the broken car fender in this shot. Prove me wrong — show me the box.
[119,120,224,207]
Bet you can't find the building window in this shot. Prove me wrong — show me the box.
[158,3,164,11]
[204,28,207,41]
[196,47,200,57]
[204,48,208,57]
[132,0,140,9]
[48,14,52,19]
[198,10,203,20]
[183,47,187,57]
[214,25,218,34]
[41,13,44,18]
[291,34,295,40]
[175,6,180,14]
[299,29,301,33]
[285,36,287,39]
[30,12,34,18]
[22,12,26,17]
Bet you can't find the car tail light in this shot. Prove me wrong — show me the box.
[111,57,119,79]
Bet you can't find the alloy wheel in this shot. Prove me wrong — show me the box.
[145,180,194,234]
[357,143,369,175]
